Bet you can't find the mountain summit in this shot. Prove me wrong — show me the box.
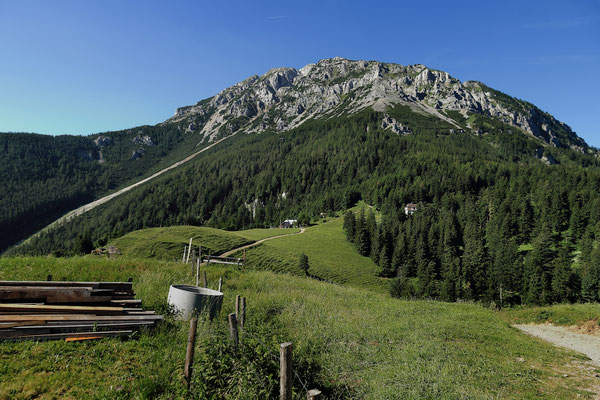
[165,57,587,151]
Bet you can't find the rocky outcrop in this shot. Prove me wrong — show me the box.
[162,57,586,151]
[381,114,412,135]
[94,136,112,147]
[130,147,145,161]
[132,134,154,146]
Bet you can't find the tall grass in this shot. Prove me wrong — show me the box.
[2,256,597,398]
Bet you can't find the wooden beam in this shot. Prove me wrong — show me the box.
[0,314,163,322]
[1,330,134,341]
[0,304,125,313]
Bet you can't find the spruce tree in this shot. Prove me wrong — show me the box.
[343,210,356,242]
[355,208,371,256]
[551,244,574,303]
[299,253,310,276]
[524,225,556,305]
[581,242,600,302]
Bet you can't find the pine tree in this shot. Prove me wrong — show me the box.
[581,242,600,302]
[355,208,371,256]
[299,253,310,276]
[343,210,356,242]
[524,225,556,305]
[462,216,488,301]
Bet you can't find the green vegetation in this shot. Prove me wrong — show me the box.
[237,227,300,241]
[109,226,251,260]
[9,106,600,308]
[499,304,600,327]
[109,226,300,260]
[1,256,599,399]
[239,218,388,293]
[0,123,212,253]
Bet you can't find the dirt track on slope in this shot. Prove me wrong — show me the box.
[23,136,231,242]
[514,324,600,366]
[219,228,306,257]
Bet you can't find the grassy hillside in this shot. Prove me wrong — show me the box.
[0,256,598,399]
[109,226,298,261]
[499,304,600,327]
[237,217,388,293]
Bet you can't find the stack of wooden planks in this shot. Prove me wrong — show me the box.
[0,280,163,341]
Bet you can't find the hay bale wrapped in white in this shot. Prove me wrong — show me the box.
[167,285,223,320]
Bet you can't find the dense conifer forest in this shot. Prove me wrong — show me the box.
[7,107,600,307]
[0,124,200,251]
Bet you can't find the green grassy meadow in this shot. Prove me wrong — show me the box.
[1,256,599,399]
[2,219,600,398]
[108,226,298,261]
[499,304,600,327]
[238,217,389,293]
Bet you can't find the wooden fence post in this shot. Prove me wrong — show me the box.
[195,258,200,287]
[235,295,240,317]
[228,313,239,348]
[182,246,187,264]
[218,277,222,292]
[306,389,321,399]
[240,297,246,328]
[280,342,293,400]
[186,238,193,263]
[183,316,198,388]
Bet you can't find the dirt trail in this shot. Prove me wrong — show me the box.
[219,227,306,257]
[22,136,232,243]
[514,324,600,366]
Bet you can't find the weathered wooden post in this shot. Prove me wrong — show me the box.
[235,295,240,317]
[183,316,198,388]
[280,342,293,400]
[240,297,246,328]
[186,238,193,264]
[228,313,239,348]
[217,277,223,292]
[182,246,187,263]
[195,258,200,287]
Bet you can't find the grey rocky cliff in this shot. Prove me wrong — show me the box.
[163,57,586,150]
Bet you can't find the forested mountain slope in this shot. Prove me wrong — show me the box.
[11,101,600,307]
[5,58,600,307]
[0,124,206,251]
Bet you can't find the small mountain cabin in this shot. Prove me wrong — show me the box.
[404,203,418,216]
[280,219,298,228]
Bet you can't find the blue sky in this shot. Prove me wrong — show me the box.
[0,0,599,146]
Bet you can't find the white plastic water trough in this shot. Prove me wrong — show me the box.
[167,285,223,320]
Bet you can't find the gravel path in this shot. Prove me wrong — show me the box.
[22,136,232,244]
[514,324,600,366]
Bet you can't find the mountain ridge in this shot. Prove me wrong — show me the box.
[163,57,589,152]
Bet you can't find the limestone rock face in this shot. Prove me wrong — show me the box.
[94,136,113,147]
[130,147,145,161]
[163,57,586,150]
[132,134,154,146]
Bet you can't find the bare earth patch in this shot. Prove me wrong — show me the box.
[514,324,600,366]
[515,323,600,398]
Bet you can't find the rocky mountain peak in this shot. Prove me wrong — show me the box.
[163,57,587,151]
